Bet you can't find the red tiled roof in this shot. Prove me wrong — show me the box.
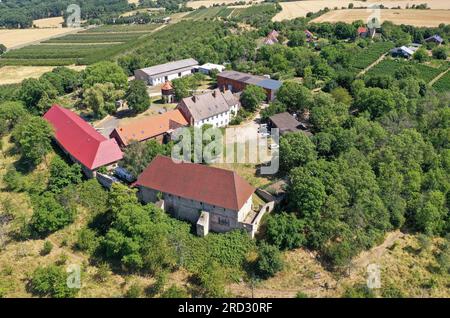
[161,81,173,91]
[43,105,123,170]
[136,155,255,211]
[110,109,188,146]
[357,26,368,34]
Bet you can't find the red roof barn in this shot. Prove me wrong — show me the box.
[43,105,123,172]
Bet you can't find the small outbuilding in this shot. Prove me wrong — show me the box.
[161,81,175,103]
[425,34,444,45]
[268,112,311,136]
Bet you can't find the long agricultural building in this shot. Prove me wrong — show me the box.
[134,58,199,86]
[217,70,282,101]
[43,105,123,178]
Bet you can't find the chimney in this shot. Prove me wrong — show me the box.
[192,95,196,102]
[212,90,217,98]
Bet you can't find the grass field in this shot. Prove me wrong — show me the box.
[0,65,86,85]
[273,0,450,21]
[312,9,450,27]
[0,24,161,66]
[365,59,448,83]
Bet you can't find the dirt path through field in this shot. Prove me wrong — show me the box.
[358,52,388,77]
[430,68,450,85]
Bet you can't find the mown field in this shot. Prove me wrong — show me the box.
[184,6,234,20]
[0,24,161,66]
[365,59,448,83]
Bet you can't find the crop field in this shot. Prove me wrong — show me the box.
[81,24,160,33]
[312,9,450,27]
[0,24,161,66]
[350,42,395,72]
[365,59,447,83]
[274,0,450,21]
[184,6,234,20]
[187,0,263,9]
[432,70,450,92]
[184,3,277,21]
[32,17,65,28]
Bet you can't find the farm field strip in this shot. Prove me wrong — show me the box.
[184,6,234,20]
[365,59,448,83]
[187,0,263,9]
[0,28,81,49]
[350,42,395,71]
[311,9,450,27]
[0,24,162,66]
[432,69,450,92]
[274,0,450,22]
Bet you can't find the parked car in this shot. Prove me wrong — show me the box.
[114,167,135,183]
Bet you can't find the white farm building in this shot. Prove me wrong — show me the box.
[134,58,199,86]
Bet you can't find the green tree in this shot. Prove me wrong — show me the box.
[30,265,79,298]
[120,139,169,178]
[125,80,150,114]
[279,132,317,174]
[276,81,313,112]
[47,155,82,193]
[287,167,326,219]
[287,31,306,47]
[432,47,447,60]
[254,242,284,279]
[12,116,53,166]
[160,285,189,298]
[240,84,266,112]
[330,87,352,105]
[413,47,428,62]
[18,78,57,115]
[82,61,128,89]
[0,101,27,136]
[0,44,6,55]
[266,212,305,250]
[194,260,227,298]
[30,192,75,236]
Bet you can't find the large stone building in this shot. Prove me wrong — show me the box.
[43,105,123,178]
[109,109,188,147]
[177,89,240,128]
[217,70,282,101]
[135,155,258,236]
[134,58,199,86]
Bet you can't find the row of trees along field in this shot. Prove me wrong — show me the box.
[0,0,136,28]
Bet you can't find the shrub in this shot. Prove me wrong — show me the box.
[342,283,376,298]
[254,242,284,279]
[30,265,78,298]
[76,228,99,253]
[29,192,75,237]
[40,241,53,256]
[266,212,306,250]
[160,285,190,298]
[124,283,142,298]
[94,262,111,282]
